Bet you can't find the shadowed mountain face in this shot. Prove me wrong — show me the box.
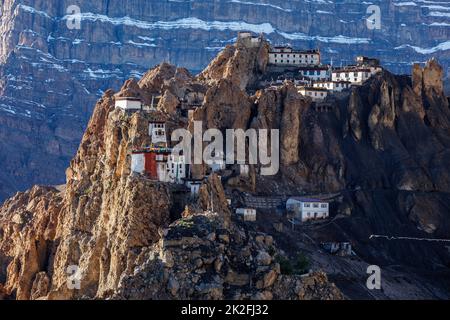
[0,0,449,201]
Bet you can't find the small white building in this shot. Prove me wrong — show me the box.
[298,86,329,102]
[236,208,257,222]
[332,68,372,85]
[149,121,167,146]
[298,66,330,81]
[286,197,330,223]
[269,47,320,66]
[313,81,351,92]
[166,154,186,184]
[115,97,142,111]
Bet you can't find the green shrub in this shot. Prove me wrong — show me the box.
[276,253,310,275]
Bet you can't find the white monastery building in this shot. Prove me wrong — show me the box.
[286,197,330,223]
[297,86,329,102]
[269,47,321,66]
[298,65,330,81]
[331,68,373,85]
[313,81,351,92]
[149,121,168,146]
[115,97,142,111]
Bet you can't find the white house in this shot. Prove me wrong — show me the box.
[269,47,320,66]
[236,208,257,222]
[286,197,329,223]
[332,68,373,85]
[149,121,167,146]
[298,86,329,102]
[313,81,351,92]
[166,154,186,184]
[298,65,330,81]
[115,97,142,111]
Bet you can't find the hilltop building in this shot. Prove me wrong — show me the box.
[131,149,186,184]
[269,47,321,66]
[115,97,142,111]
[149,121,167,146]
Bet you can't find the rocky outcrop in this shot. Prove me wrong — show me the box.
[199,37,270,90]
[1,34,450,300]
[115,212,343,300]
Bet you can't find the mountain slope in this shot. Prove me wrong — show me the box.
[0,35,449,300]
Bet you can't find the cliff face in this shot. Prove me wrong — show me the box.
[1,0,450,201]
[1,34,450,300]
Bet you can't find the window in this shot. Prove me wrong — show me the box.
[321,204,327,208]
[313,204,319,208]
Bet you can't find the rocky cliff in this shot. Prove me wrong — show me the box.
[1,0,450,201]
[1,32,450,300]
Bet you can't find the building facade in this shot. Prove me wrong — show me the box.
[149,121,167,146]
[313,81,351,92]
[298,66,330,81]
[298,86,329,101]
[131,149,186,184]
[115,97,142,111]
[286,197,330,223]
[269,47,320,66]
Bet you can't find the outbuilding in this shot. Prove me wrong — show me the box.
[286,197,330,223]
[236,208,257,222]
[115,97,142,111]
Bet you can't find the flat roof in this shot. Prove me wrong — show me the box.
[115,96,141,101]
[298,66,330,71]
[314,80,352,84]
[298,86,329,92]
[332,67,371,73]
[288,197,329,203]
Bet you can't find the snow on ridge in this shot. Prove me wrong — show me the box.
[229,0,292,13]
[395,40,450,54]
[429,11,450,17]
[279,32,371,44]
[393,2,418,6]
[18,5,52,19]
